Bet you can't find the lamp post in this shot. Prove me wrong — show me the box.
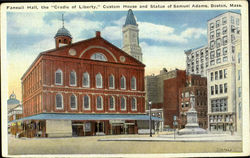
[149,101,152,137]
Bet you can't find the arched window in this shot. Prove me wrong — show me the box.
[131,76,136,90]
[109,74,115,89]
[70,94,77,109]
[131,97,137,111]
[56,94,63,109]
[83,95,90,110]
[55,69,63,85]
[70,71,76,86]
[121,97,126,110]
[109,96,115,110]
[83,72,90,87]
[96,73,103,88]
[96,96,103,110]
[91,53,107,61]
[121,76,126,89]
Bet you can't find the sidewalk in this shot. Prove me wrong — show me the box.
[98,133,242,142]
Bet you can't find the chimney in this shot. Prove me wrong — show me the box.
[96,31,101,38]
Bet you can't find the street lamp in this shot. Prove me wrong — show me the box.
[149,101,152,137]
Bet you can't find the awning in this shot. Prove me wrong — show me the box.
[8,113,163,124]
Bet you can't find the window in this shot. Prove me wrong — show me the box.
[231,35,235,42]
[216,49,221,57]
[223,47,227,55]
[96,96,103,110]
[216,20,220,27]
[185,91,189,97]
[83,72,90,87]
[131,97,137,111]
[238,87,242,97]
[210,31,214,39]
[238,70,241,80]
[236,18,239,25]
[211,86,214,95]
[223,56,228,62]
[211,98,228,112]
[109,96,115,110]
[96,73,103,88]
[121,76,126,89]
[70,94,77,109]
[56,94,63,109]
[70,71,76,86]
[211,72,214,81]
[219,84,223,93]
[224,69,227,78]
[210,60,215,66]
[131,76,136,90]
[223,36,228,45]
[231,16,234,24]
[236,27,240,34]
[215,85,218,94]
[224,83,227,93]
[215,71,218,80]
[216,58,221,64]
[238,53,241,63]
[210,51,215,59]
[121,97,126,110]
[216,38,221,48]
[238,102,242,119]
[216,29,220,37]
[109,74,115,89]
[219,70,223,79]
[222,17,227,25]
[232,46,235,53]
[55,69,63,85]
[83,95,90,110]
[231,25,235,33]
[90,53,107,61]
[210,41,215,49]
[222,26,227,34]
[210,23,214,30]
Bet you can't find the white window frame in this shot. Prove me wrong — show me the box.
[96,73,103,88]
[55,69,63,85]
[70,94,77,110]
[131,97,137,111]
[109,96,115,110]
[96,96,103,110]
[83,72,90,88]
[69,70,77,86]
[131,76,136,90]
[83,95,91,110]
[121,97,126,111]
[109,74,115,89]
[121,75,126,90]
[55,93,64,109]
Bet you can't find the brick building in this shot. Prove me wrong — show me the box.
[178,75,208,129]
[11,10,161,138]
[145,69,186,128]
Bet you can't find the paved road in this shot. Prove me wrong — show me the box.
[8,134,242,155]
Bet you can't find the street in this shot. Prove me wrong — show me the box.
[8,134,242,155]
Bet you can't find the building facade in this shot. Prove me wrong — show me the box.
[122,9,143,62]
[178,75,208,129]
[185,11,241,132]
[207,11,241,132]
[11,10,161,138]
[235,39,242,135]
[145,68,186,128]
[185,45,209,77]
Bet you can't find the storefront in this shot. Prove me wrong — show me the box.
[9,113,162,138]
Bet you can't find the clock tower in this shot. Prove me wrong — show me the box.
[122,9,143,62]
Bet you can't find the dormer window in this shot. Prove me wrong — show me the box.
[91,53,107,61]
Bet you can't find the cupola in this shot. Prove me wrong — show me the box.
[54,14,72,48]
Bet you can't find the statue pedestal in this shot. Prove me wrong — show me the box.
[178,107,207,135]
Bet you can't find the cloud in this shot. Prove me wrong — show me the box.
[181,28,207,39]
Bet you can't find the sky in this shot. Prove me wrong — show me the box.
[6,10,240,100]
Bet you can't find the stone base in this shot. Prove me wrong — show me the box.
[96,132,105,136]
[47,133,72,137]
[178,127,207,135]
